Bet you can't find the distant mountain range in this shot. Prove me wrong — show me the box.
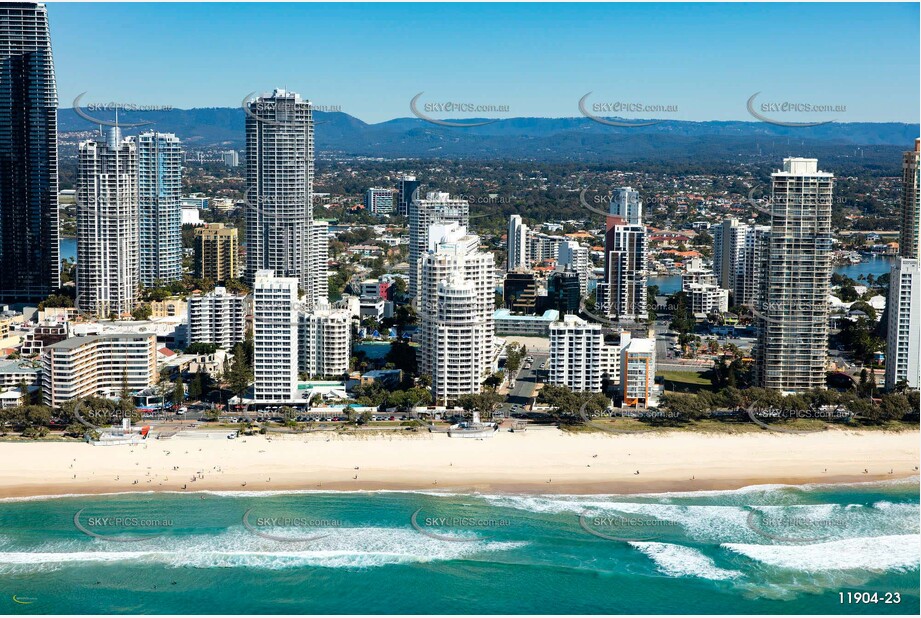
[58,107,918,163]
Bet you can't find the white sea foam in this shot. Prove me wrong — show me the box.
[484,492,919,536]
[723,534,921,572]
[629,542,741,580]
[0,527,525,574]
[0,488,465,503]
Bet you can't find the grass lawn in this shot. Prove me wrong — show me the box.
[659,370,716,393]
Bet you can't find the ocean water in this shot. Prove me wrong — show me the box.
[0,481,917,614]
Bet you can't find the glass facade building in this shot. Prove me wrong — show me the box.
[0,2,59,301]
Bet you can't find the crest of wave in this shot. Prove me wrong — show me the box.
[0,526,526,573]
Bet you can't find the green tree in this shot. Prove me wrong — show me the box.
[227,351,253,398]
[172,377,185,407]
[132,303,153,321]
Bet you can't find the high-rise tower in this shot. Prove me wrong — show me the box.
[418,223,494,405]
[137,131,182,286]
[408,191,468,299]
[76,127,139,318]
[0,2,59,301]
[245,89,320,305]
[885,140,921,390]
[756,158,833,392]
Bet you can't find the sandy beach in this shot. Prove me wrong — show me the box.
[0,427,917,499]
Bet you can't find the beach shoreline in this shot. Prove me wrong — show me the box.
[1,428,917,499]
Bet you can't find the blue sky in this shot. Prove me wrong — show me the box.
[48,2,919,123]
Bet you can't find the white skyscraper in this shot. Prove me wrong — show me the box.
[611,187,643,225]
[740,224,771,308]
[507,214,529,271]
[252,270,300,402]
[557,240,591,297]
[885,258,920,390]
[76,127,139,318]
[187,287,248,350]
[222,150,239,167]
[137,131,182,286]
[299,306,352,379]
[602,215,647,320]
[408,191,469,299]
[712,219,770,308]
[885,140,921,391]
[712,218,747,293]
[757,158,834,392]
[310,220,329,305]
[245,90,322,306]
[419,223,494,404]
[548,314,604,392]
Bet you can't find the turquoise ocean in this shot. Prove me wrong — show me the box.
[1,480,918,614]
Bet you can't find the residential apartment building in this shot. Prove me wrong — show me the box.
[194,223,239,282]
[418,223,494,405]
[610,186,643,225]
[137,131,182,285]
[885,258,920,390]
[558,240,591,297]
[712,218,747,292]
[756,158,834,392]
[299,306,352,378]
[252,270,299,402]
[713,219,770,307]
[76,127,139,318]
[365,188,394,215]
[244,90,324,307]
[408,191,469,299]
[601,215,647,320]
[41,333,158,407]
[621,336,657,408]
[187,287,248,350]
[900,139,920,259]
[507,214,529,270]
[548,314,604,392]
[886,140,921,390]
[309,220,329,304]
[397,175,420,217]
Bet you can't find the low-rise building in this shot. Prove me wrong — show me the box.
[41,333,159,407]
[0,359,41,388]
[19,323,68,357]
[494,309,559,336]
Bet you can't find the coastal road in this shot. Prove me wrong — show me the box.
[498,352,548,416]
